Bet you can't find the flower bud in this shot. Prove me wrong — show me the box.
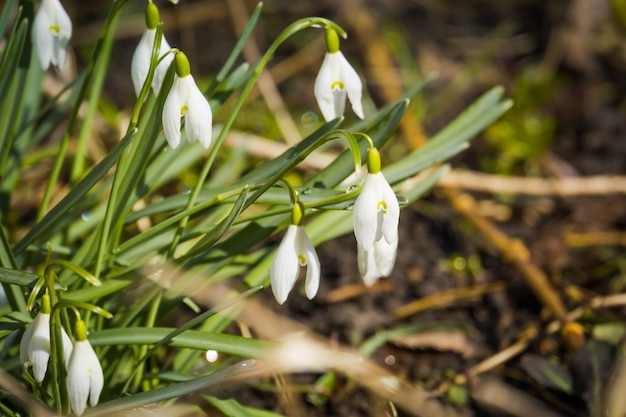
[174,51,191,78]
[325,28,340,54]
[366,147,381,174]
[145,3,160,30]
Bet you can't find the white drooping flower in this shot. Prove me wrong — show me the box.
[162,51,212,149]
[131,3,174,97]
[32,0,72,70]
[19,295,73,383]
[314,28,364,122]
[67,320,103,417]
[353,148,399,286]
[270,202,320,304]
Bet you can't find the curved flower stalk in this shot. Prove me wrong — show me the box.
[32,0,72,70]
[162,51,213,149]
[19,293,73,383]
[314,28,364,122]
[67,319,103,416]
[131,3,174,97]
[353,147,399,286]
[270,201,320,304]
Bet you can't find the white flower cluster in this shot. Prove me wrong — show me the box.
[131,3,212,150]
[20,296,103,416]
[270,31,400,304]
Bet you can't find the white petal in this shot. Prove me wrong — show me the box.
[373,237,398,277]
[28,313,51,383]
[87,345,104,407]
[162,76,183,148]
[314,53,341,122]
[67,340,102,415]
[378,173,400,244]
[357,244,381,286]
[67,342,90,416]
[50,0,72,70]
[353,174,380,251]
[152,36,173,95]
[183,75,212,149]
[296,227,320,300]
[131,30,155,97]
[61,327,74,364]
[270,225,300,304]
[336,51,364,119]
[20,320,36,365]
[32,4,53,70]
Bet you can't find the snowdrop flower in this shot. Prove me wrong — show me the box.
[270,202,320,304]
[314,28,364,122]
[19,293,73,383]
[162,51,212,149]
[353,147,399,286]
[67,319,103,417]
[131,3,174,97]
[32,0,72,70]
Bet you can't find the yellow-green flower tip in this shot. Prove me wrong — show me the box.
[41,293,51,314]
[325,28,340,54]
[291,201,305,226]
[75,319,88,342]
[145,3,160,30]
[174,51,191,78]
[367,147,381,174]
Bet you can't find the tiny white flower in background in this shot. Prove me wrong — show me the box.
[314,28,364,122]
[162,51,212,149]
[131,3,174,97]
[32,0,72,70]
[270,202,320,304]
[353,147,399,286]
[19,294,73,383]
[67,320,103,417]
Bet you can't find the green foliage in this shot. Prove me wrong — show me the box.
[483,68,557,175]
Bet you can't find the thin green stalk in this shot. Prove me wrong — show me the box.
[0,223,26,312]
[166,17,347,257]
[93,25,165,278]
[70,10,119,182]
[129,290,162,392]
[37,0,129,221]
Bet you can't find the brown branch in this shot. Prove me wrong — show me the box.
[438,169,626,196]
[444,189,568,322]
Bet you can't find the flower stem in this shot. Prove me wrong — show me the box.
[167,17,346,258]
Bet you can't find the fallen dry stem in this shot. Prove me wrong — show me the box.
[394,280,507,318]
[566,231,626,247]
[445,189,568,322]
[147,265,461,417]
[438,169,626,196]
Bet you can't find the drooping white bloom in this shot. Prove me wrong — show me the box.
[131,28,174,97]
[270,224,320,304]
[19,311,73,383]
[67,321,103,417]
[32,0,72,70]
[353,171,399,286]
[131,3,173,97]
[314,51,364,122]
[162,52,212,149]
